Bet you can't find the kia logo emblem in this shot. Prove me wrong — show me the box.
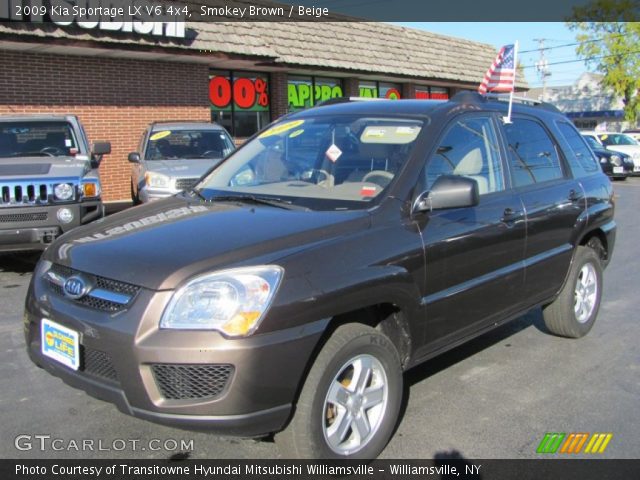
[63,276,90,300]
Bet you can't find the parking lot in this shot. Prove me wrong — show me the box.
[1,178,639,460]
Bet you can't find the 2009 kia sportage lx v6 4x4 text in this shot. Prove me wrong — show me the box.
[25,93,616,459]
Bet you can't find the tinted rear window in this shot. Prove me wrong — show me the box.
[556,121,599,177]
[503,118,563,187]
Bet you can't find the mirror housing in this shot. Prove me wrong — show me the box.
[92,141,111,156]
[413,175,479,213]
[128,152,141,163]
[90,142,111,168]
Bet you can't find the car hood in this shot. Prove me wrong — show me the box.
[145,159,221,179]
[0,156,88,179]
[45,196,370,290]
[604,145,640,158]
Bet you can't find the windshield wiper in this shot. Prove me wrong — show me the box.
[189,188,207,201]
[209,194,299,210]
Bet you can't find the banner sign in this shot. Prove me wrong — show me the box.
[288,84,343,109]
[209,75,270,112]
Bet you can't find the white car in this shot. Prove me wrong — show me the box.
[581,131,640,174]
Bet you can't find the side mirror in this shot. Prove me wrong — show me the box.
[413,175,479,213]
[128,152,141,163]
[92,141,111,156]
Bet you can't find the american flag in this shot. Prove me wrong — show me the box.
[478,44,516,94]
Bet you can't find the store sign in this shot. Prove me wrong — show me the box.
[209,76,269,111]
[359,87,401,100]
[288,84,343,108]
[2,0,186,39]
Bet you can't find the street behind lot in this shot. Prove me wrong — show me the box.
[1,179,639,460]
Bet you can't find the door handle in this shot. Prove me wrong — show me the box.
[568,189,581,202]
[501,207,519,223]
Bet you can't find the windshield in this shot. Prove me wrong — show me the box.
[145,129,235,160]
[196,116,423,211]
[0,121,78,158]
[598,133,638,146]
[583,136,600,149]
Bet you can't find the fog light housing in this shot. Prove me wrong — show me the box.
[56,208,74,224]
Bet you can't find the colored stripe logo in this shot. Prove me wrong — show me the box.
[537,433,613,454]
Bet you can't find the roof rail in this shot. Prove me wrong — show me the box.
[451,90,561,113]
[151,120,214,126]
[316,97,385,107]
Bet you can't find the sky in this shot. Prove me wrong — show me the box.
[395,22,594,89]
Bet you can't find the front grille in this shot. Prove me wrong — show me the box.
[0,182,54,206]
[151,364,233,400]
[46,264,141,313]
[0,212,48,223]
[175,178,199,191]
[82,347,118,383]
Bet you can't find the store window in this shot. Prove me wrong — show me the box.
[288,76,343,111]
[358,81,402,99]
[415,86,450,100]
[209,70,270,138]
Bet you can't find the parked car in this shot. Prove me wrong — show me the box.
[129,122,235,204]
[622,129,640,142]
[0,115,110,252]
[582,134,633,180]
[582,130,640,174]
[25,93,615,459]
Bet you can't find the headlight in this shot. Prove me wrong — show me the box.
[81,180,101,198]
[160,265,284,337]
[145,172,171,189]
[599,156,608,164]
[53,183,74,201]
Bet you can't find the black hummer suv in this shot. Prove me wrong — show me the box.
[24,93,615,459]
[0,115,110,252]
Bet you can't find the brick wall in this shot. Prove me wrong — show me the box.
[0,50,210,201]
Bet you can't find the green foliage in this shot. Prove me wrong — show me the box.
[567,1,640,123]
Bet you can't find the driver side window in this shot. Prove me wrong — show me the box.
[425,116,504,196]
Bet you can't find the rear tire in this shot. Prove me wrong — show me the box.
[542,246,603,338]
[276,323,403,459]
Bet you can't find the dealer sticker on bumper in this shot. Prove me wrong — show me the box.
[41,319,79,370]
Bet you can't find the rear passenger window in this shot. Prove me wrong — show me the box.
[555,121,599,176]
[425,116,504,195]
[504,118,563,187]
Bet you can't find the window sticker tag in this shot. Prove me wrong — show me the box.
[364,128,386,138]
[396,126,419,135]
[325,144,342,163]
[361,185,377,197]
[64,139,72,147]
[150,131,171,141]
[258,120,305,139]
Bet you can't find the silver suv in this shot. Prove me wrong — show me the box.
[128,122,235,204]
[0,115,110,252]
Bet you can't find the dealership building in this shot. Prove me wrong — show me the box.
[0,10,514,201]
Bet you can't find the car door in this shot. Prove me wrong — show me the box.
[501,115,585,304]
[416,114,527,351]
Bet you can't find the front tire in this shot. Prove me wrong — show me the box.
[542,246,603,338]
[277,323,403,459]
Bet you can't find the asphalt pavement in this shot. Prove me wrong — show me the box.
[1,179,638,460]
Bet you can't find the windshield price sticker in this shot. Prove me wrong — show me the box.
[150,131,171,141]
[258,120,305,139]
[325,144,342,163]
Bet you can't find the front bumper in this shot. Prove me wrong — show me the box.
[24,267,326,436]
[138,187,176,203]
[0,201,103,252]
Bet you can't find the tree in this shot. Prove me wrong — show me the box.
[567,1,640,124]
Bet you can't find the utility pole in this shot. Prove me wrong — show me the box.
[534,38,551,101]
